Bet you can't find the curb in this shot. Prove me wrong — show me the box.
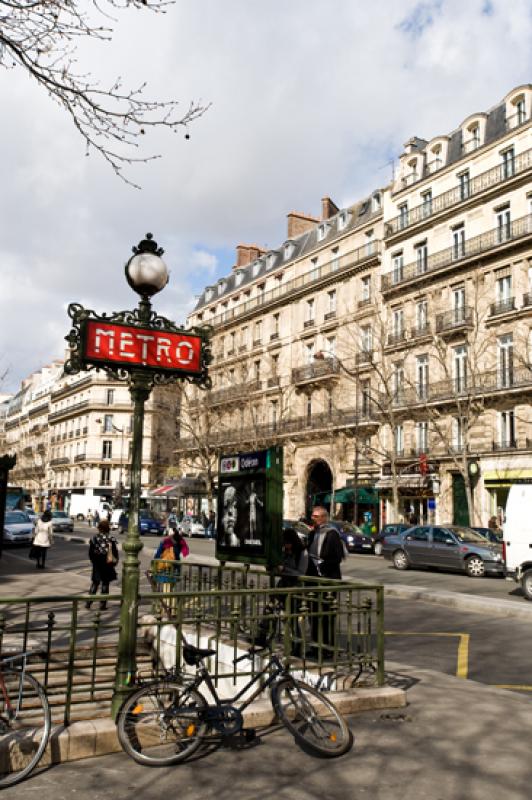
[37,685,406,766]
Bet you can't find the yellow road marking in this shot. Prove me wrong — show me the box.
[494,684,532,691]
[385,631,470,679]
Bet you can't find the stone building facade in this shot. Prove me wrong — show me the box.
[180,84,532,528]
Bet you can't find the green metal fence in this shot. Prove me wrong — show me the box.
[0,562,385,725]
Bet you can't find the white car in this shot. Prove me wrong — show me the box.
[3,511,34,545]
[110,509,124,530]
[179,517,206,537]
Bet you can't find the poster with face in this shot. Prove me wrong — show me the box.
[217,475,266,557]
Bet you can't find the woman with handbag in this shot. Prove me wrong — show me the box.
[86,518,119,610]
[31,509,54,569]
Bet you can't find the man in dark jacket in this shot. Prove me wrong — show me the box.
[307,506,344,579]
[306,506,344,654]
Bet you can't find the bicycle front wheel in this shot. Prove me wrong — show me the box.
[271,678,353,757]
[0,668,51,788]
[116,679,208,766]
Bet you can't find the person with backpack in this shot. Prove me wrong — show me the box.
[86,518,119,610]
[153,530,189,588]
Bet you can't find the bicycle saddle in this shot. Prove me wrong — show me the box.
[182,644,216,666]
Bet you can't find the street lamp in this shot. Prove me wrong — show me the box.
[314,351,360,526]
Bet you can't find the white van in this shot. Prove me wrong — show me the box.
[110,508,125,531]
[503,484,532,599]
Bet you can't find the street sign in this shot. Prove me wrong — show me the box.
[216,446,283,568]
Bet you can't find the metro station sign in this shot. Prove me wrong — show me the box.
[65,304,211,389]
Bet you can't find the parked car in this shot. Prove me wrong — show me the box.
[283,519,312,545]
[383,524,504,578]
[24,505,38,524]
[472,526,503,545]
[118,510,164,536]
[373,523,411,556]
[3,511,34,545]
[51,511,74,533]
[328,520,374,554]
[503,484,532,599]
[179,516,206,538]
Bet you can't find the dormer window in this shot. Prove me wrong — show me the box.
[205,286,215,302]
[371,194,381,212]
[461,114,486,154]
[426,144,442,174]
[317,223,329,242]
[505,87,531,130]
[266,252,277,270]
[252,259,262,277]
[217,279,227,296]
[283,241,296,260]
[234,269,245,287]
[337,211,349,231]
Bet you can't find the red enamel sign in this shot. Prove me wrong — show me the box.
[83,319,202,374]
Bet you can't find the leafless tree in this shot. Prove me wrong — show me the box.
[0,0,209,186]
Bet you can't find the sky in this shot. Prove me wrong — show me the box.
[0,0,531,394]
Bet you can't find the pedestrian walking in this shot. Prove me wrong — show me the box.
[31,510,54,569]
[87,509,94,528]
[93,509,100,528]
[201,511,209,538]
[306,506,345,655]
[208,510,216,539]
[86,519,119,610]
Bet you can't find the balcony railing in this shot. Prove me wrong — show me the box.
[324,310,337,321]
[267,376,281,388]
[50,457,69,466]
[270,332,279,341]
[489,297,516,316]
[492,439,518,451]
[205,240,381,330]
[357,297,372,309]
[435,306,473,333]
[506,111,529,131]
[410,323,431,339]
[74,453,87,462]
[386,147,532,237]
[523,292,532,307]
[48,399,90,421]
[382,213,532,291]
[303,319,315,329]
[206,380,263,406]
[292,358,340,384]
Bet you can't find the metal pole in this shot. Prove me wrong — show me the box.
[353,372,359,527]
[111,370,151,717]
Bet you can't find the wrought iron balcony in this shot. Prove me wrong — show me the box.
[489,297,516,316]
[492,439,518,451]
[292,358,340,384]
[207,380,263,406]
[435,306,473,334]
[50,457,69,466]
[74,454,87,462]
[355,351,373,366]
[410,323,431,340]
[383,214,532,292]
[270,332,279,341]
[324,310,337,321]
[267,376,281,388]
[303,319,315,329]
[523,292,532,307]
[386,330,406,347]
[357,297,372,309]
[386,147,532,237]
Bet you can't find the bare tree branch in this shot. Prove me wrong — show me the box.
[0,0,210,187]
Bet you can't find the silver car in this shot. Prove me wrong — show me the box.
[3,511,34,545]
[382,524,504,578]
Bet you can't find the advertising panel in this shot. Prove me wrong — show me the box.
[216,447,283,568]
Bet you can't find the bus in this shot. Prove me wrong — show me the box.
[6,486,31,512]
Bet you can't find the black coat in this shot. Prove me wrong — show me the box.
[89,533,119,583]
[306,526,344,580]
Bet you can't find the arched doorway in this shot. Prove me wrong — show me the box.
[305,459,333,518]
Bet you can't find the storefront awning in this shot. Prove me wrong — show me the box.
[149,478,207,498]
[322,486,379,505]
[483,469,532,481]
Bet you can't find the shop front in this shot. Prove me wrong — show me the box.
[376,473,439,526]
[148,477,208,518]
[320,485,380,529]
[482,468,532,526]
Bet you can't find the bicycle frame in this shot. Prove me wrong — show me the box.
[186,651,288,714]
[0,652,31,717]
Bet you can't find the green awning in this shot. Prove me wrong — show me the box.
[322,486,379,505]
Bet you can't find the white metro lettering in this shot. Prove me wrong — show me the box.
[94,328,115,355]
[175,341,194,365]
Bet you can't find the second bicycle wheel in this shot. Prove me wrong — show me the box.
[0,668,51,788]
[116,679,208,766]
[271,678,353,758]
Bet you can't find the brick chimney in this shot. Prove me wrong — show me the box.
[321,196,339,220]
[286,211,320,239]
[234,244,266,269]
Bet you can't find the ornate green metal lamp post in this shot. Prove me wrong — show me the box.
[64,234,211,717]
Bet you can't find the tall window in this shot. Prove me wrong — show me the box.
[331,247,340,271]
[502,147,515,179]
[416,355,429,400]
[421,190,432,219]
[516,97,526,125]
[103,414,113,433]
[305,298,315,324]
[271,353,279,377]
[361,275,371,301]
[416,299,428,332]
[452,285,466,323]
[361,326,372,354]
[365,230,375,256]
[253,360,260,382]
[271,400,279,430]
[496,273,512,308]
[100,467,111,486]
[326,336,336,358]
[415,242,428,274]
[360,379,371,416]
[229,331,236,353]
[102,440,112,459]
[254,320,262,344]
[394,425,404,455]
[392,308,404,337]
[106,389,114,405]
[452,225,465,260]
[398,203,408,230]
[271,314,279,339]
[305,342,315,365]
[498,333,514,388]
[241,326,248,347]
[496,206,511,243]
[327,290,337,315]
[392,363,404,403]
[306,395,312,422]
[416,421,429,453]
[452,417,464,451]
[458,170,470,201]
[499,410,515,447]
[453,345,467,393]
[392,252,404,284]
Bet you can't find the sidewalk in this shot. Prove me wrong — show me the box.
[3,661,532,800]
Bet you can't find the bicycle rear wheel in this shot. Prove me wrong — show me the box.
[271,678,353,757]
[116,679,208,766]
[0,668,51,788]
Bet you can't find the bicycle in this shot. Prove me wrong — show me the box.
[116,639,353,765]
[0,651,51,788]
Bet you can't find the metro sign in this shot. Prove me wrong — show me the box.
[81,318,203,377]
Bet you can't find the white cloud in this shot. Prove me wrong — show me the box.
[0,0,531,392]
